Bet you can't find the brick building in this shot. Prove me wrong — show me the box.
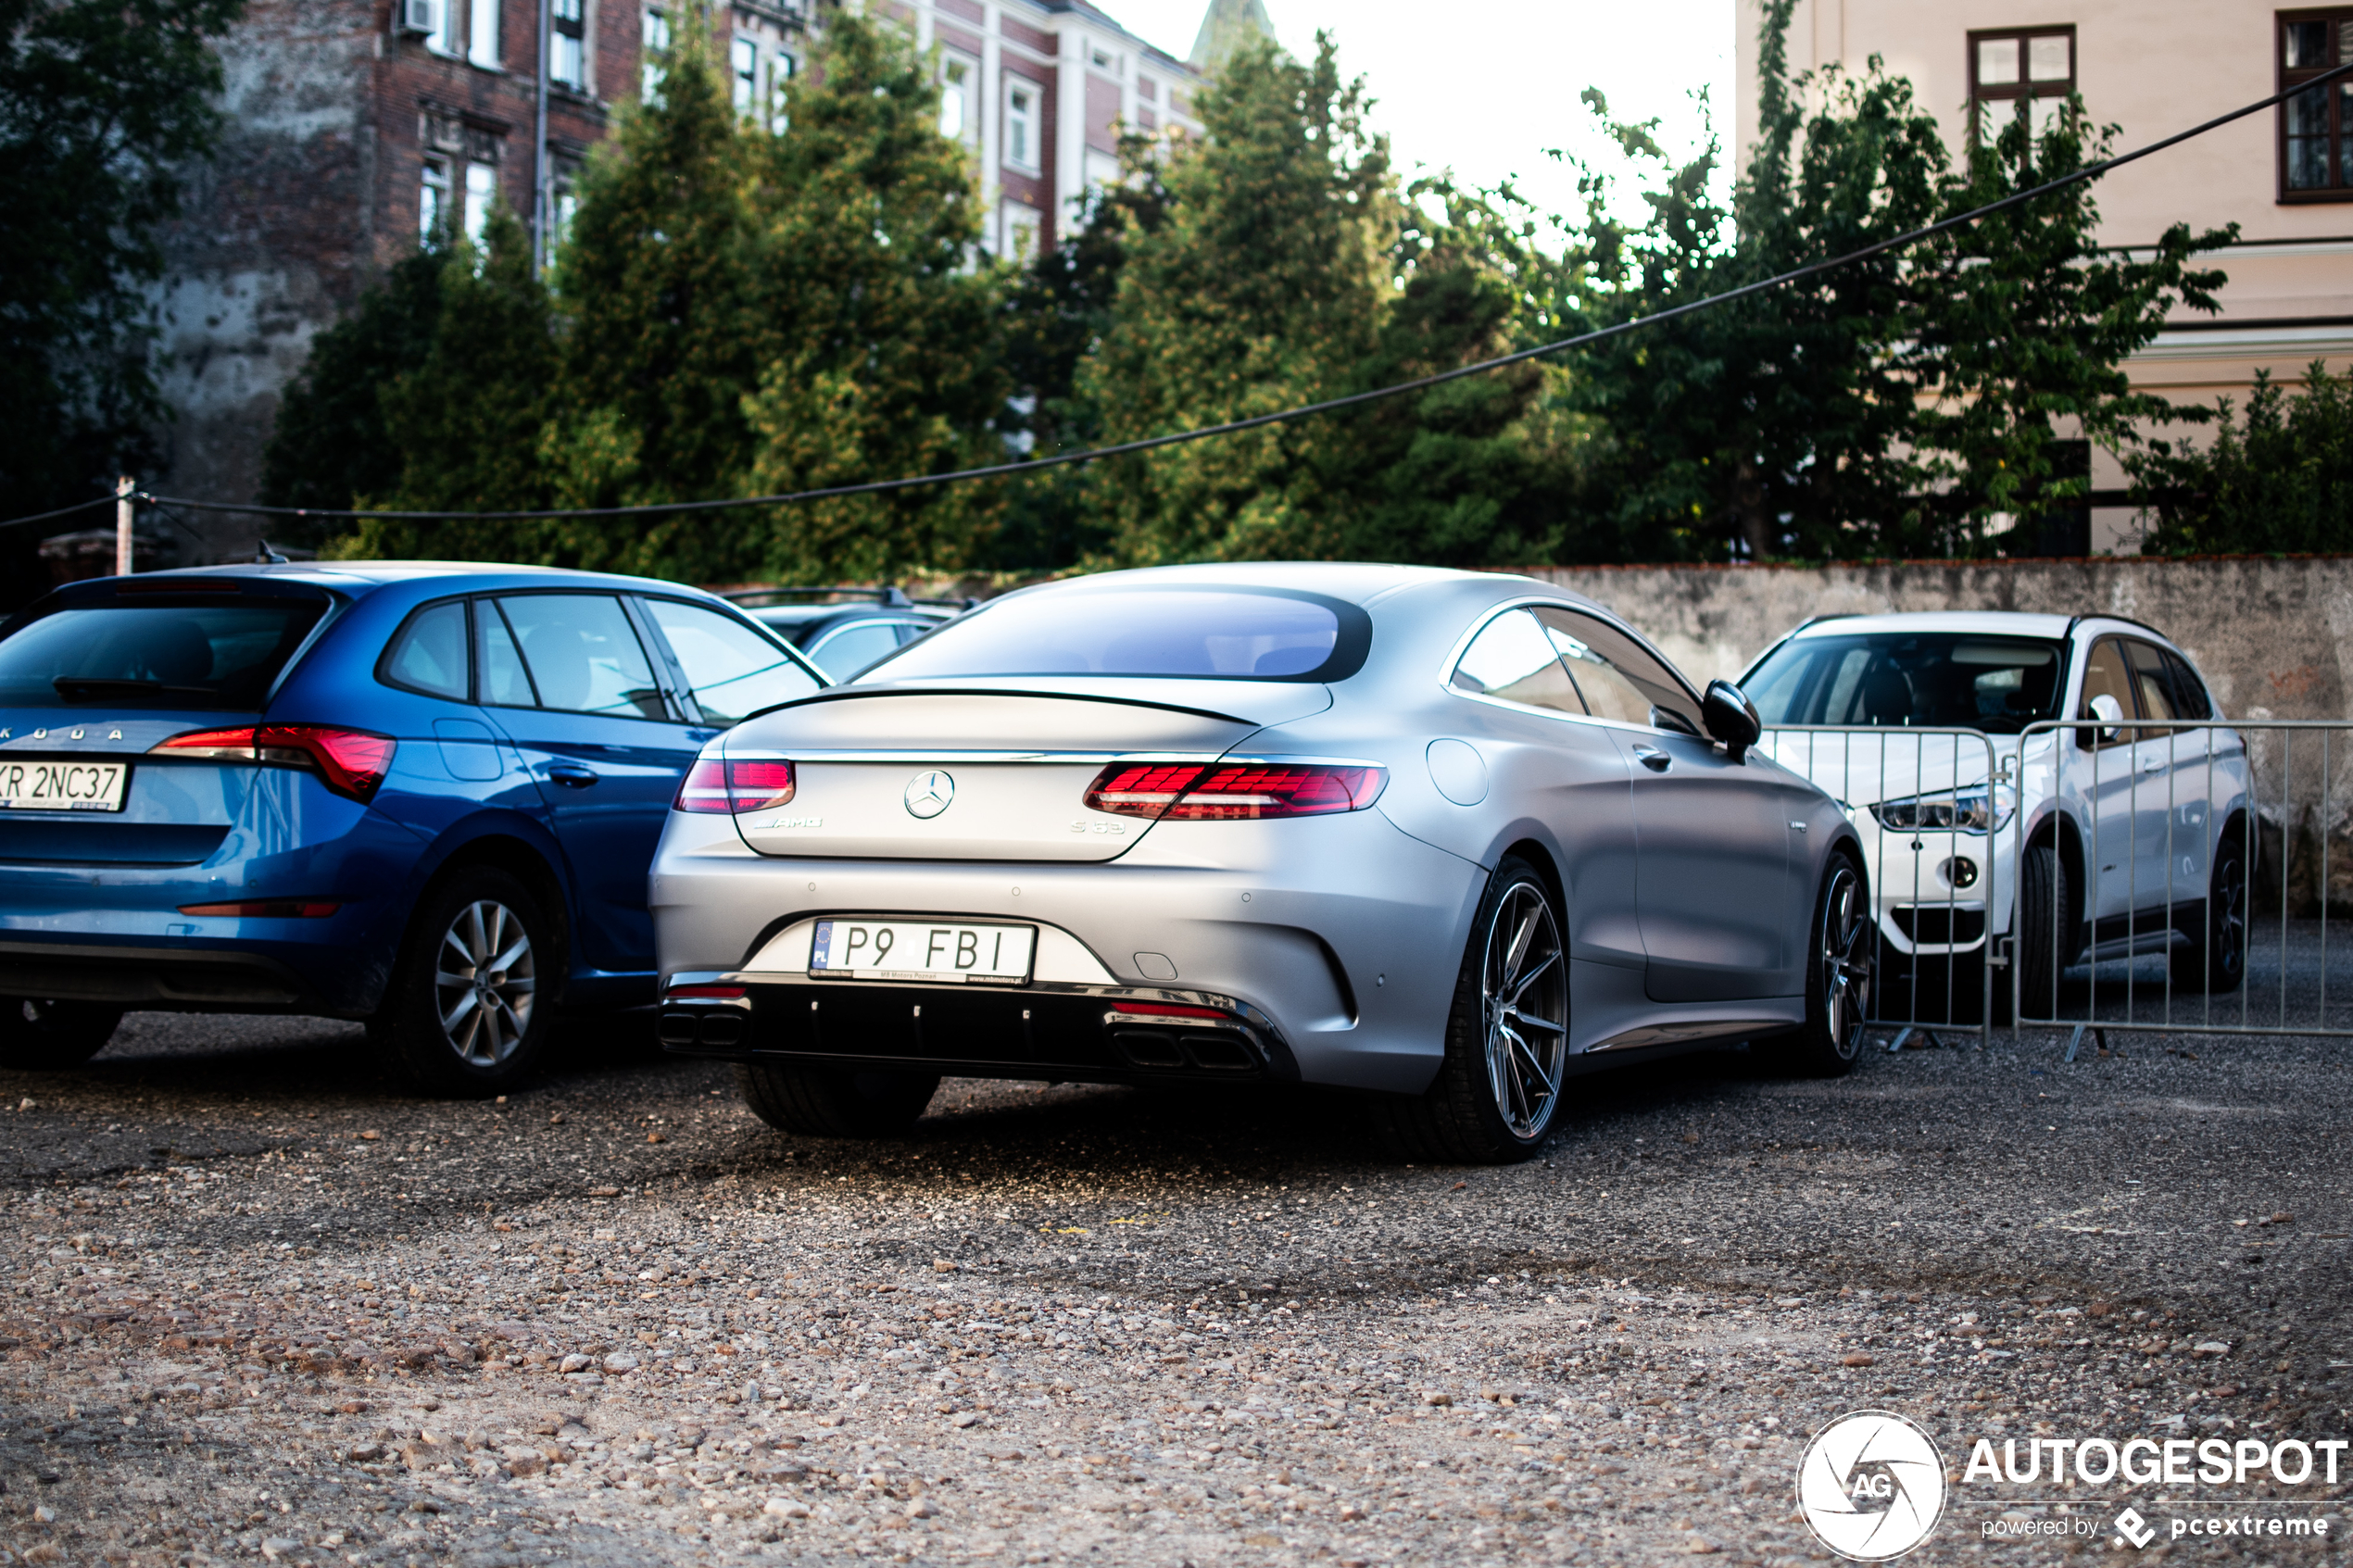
[148,0,1223,561]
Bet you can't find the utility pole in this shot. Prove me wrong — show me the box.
[114,477,134,577]
[533,0,552,273]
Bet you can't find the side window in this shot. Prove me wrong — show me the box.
[2077,636,2136,748]
[1450,609,1584,716]
[496,594,669,720]
[478,599,537,708]
[808,621,910,682]
[2126,640,2179,733]
[2162,648,2214,721]
[379,599,470,700]
[640,598,822,724]
[1531,607,1704,734]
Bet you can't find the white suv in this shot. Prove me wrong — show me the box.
[1738,611,2250,1020]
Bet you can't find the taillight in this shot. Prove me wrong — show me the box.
[673,759,795,814]
[178,900,342,918]
[666,984,747,1000]
[1082,761,1386,822]
[152,723,396,803]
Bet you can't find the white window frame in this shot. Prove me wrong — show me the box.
[467,0,501,69]
[939,53,977,144]
[1000,199,1042,258]
[549,0,586,89]
[642,7,671,105]
[426,0,459,56]
[464,160,498,248]
[765,48,793,133]
[1003,77,1041,174]
[421,156,453,243]
[731,35,759,116]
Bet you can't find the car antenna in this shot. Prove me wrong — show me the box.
[255,538,289,564]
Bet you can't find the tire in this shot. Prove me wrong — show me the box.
[0,998,123,1072]
[1760,853,1871,1077]
[373,867,552,1096]
[2016,843,2070,1022]
[737,1061,939,1138]
[1367,856,1568,1165]
[2171,827,2249,995]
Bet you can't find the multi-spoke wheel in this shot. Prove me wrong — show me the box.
[1368,857,1570,1163]
[2172,821,2249,995]
[1765,852,1872,1077]
[0,998,122,1072]
[1480,881,1568,1142]
[374,867,554,1095]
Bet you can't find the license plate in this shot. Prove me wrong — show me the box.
[809,918,1035,985]
[0,759,129,812]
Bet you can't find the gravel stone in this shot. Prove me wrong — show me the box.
[0,1007,2346,1564]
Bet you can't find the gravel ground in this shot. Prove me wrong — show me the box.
[2,1004,2348,1568]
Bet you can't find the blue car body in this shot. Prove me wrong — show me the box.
[0,562,824,1022]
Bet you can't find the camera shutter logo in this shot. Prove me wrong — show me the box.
[903,771,954,820]
[1794,1410,1947,1561]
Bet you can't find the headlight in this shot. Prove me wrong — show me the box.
[1869,784,2015,834]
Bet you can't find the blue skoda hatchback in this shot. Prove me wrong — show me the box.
[0,563,825,1091]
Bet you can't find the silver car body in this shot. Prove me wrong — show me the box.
[650,565,1862,1094]
[1745,611,2249,971]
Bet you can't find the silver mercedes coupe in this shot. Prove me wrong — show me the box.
[650,564,1869,1163]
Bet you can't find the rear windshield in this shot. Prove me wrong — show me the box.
[1744,632,2067,734]
[865,586,1368,684]
[0,598,328,710]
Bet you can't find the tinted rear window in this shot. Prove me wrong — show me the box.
[0,598,328,710]
[866,587,1368,683]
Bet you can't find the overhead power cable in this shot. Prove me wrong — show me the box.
[6,59,2346,538]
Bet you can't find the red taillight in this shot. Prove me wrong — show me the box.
[153,723,396,803]
[666,984,747,1000]
[673,759,796,814]
[178,900,342,918]
[1082,761,1386,822]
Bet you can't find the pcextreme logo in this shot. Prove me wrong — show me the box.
[1796,1411,1949,1562]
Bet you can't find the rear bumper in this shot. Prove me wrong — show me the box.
[660,975,1298,1085]
[0,938,329,1012]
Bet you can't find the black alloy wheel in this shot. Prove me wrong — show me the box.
[1764,853,1871,1077]
[2172,826,2249,995]
[1370,857,1569,1164]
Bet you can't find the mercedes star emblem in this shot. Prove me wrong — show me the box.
[903,770,955,819]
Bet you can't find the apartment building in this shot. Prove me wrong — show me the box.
[1736,1,2353,551]
[145,0,1209,560]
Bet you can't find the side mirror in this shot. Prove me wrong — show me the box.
[1703,679,1762,763]
[2084,692,2125,746]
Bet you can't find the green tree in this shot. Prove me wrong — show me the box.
[258,246,444,528]
[2129,362,2353,554]
[1080,34,1395,563]
[1905,102,2232,554]
[0,0,242,524]
[738,9,1010,583]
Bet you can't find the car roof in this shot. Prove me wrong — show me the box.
[1787,610,2077,639]
[1017,561,1515,608]
[77,561,725,599]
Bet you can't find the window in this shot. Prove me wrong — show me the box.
[2162,649,2214,721]
[477,601,537,708]
[731,36,759,116]
[875,586,1365,683]
[1005,81,1039,172]
[1969,26,2075,147]
[463,160,497,248]
[2281,11,2353,197]
[467,0,500,68]
[1745,632,2067,734]
[1090,45,1113,69]
[420,157,452,243]
[0,598,328,711]
[1451,609,1582,716]
[494,595,669,719]
[550,0,585,89]
[426,0,459,56]
[2077,637,2136,748]
[639,599,821,722]
[642,7,670,105]
[381,600,472,701]
[765,49,794,133]
[1531,608,1706,734]
[940,56,976,144]
[1000,200,1041,257]
[552,184,578,249]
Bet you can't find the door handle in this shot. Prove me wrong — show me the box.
[1631,745,1672,773]
[2141,756,2165,773]
[547,762,600,788]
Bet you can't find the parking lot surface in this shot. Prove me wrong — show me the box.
[3,994,2347,1566]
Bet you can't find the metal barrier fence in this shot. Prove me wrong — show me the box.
[2009,719,2353,1054]
[1765,719,2353,1055]
[1759,726,2001,1049]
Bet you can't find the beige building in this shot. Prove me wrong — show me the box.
[1736,1,2353,550]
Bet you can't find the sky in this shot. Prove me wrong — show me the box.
[1098,0,1739,225]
